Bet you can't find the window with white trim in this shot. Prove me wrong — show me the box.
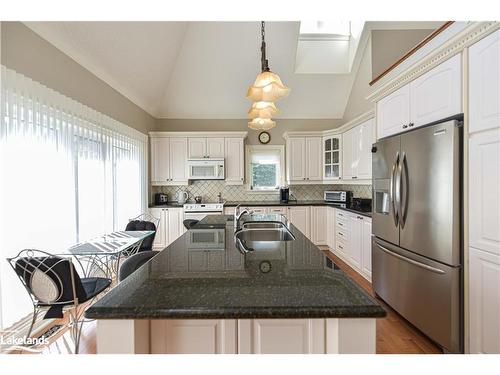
[246,145,285,192]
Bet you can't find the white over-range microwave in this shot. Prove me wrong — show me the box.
[187,158,225,180]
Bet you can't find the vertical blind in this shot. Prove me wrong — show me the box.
[0,66,148,329]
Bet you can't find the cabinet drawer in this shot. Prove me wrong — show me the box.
[268,206,287,215]
[336,239,349,255]
[335,219,349,232]
[335,209,348,221]
[336,228,350,242]
[247,207,267,214]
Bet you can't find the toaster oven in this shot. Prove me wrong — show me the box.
[324,190,352,203]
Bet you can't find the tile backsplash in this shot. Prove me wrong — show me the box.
[152,181,371,203]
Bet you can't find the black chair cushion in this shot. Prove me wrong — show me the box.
[15,256,111,319]
[125,220,157,251]
[183,219,199,230]
[119,251,157,282]
[81,277,112,299]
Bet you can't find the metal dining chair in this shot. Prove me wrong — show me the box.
[7,249,112,353]
[118,251,157,282]
[125,213,160,255]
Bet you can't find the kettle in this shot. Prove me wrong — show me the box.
[176,191,188,205]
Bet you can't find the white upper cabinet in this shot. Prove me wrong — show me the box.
[342,119,373,181]
[151,137,170,184]
[469,30,500,134]
[207,138,225,158]
[323,136,342,180]
[150,136,188,185]
[305,137,322,181]
[377,55,462,139]
[224,138,245,184]
[287,137,306,182]
[286,137,322,183]
[377,84,410,139]
[410,54,462,127]
[169,137,188,182]
[188,137,207,158]
[469,128,500,256]
[188,137,225,158]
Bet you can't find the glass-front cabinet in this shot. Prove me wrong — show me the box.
[323,136,342,180]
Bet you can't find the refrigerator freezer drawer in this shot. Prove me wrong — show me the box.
[372,237,462,352]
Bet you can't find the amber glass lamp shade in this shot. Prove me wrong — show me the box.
[246,71,290,102]
[248,118,276,131]
[247,101,279,119]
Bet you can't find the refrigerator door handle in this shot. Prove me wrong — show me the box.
[375,241,446,274]
[399,152,408,228]
[394,152,402,227]
[390,152,400,227]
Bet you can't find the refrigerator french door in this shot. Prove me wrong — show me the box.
[371,118,463,353]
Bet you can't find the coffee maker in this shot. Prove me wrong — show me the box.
[279,186,290,203]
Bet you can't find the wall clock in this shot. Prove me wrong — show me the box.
[258,131,271,144]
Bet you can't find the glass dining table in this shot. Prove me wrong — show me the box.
[57,230,155,280]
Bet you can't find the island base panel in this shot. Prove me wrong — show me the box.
[96,318,376,354]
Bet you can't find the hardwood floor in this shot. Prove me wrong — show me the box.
[322,249,442,354]
[24,250,442,355]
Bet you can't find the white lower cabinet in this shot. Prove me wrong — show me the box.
[287,206,311,239]
[151,319,237,354]
[331,209,372,281]
[238,319,325,354]
[469,247,500,353]
[311,206,327,245]
[149,207,185,250]
[326,207,335,249]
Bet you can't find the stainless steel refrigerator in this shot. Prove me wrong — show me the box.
[371,118,463,353]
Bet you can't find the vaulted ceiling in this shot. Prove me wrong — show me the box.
[24,21,443,120]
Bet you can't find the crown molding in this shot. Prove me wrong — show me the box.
[367,21,500,103]
[149,131,248,138]
[282,109,375,139]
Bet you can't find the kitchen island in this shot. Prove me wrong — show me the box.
[85,214,385,354]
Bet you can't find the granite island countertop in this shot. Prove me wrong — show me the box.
[85,214,385,320]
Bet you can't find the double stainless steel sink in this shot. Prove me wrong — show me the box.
[234,220,295,252]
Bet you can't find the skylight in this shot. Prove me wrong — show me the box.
[295,21,365,74]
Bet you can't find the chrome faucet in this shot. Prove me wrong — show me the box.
[234,204,251,229]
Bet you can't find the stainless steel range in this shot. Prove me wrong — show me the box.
[371,118,463,353]
[183,203,224,221]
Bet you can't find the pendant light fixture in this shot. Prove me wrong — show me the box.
[246,22,290,130]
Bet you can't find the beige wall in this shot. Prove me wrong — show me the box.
[371,29,434,80]
[154,118,344,144]
[342,29,434,124]
[0,22,155,134]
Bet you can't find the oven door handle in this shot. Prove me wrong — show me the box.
[375,241,445,275]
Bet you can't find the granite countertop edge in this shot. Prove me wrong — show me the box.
[85,306,386,320]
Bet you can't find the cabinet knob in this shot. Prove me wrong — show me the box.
[402,124,408,129]
[352,176,357,179]
[241,177,244,181]
[409,122,414,127]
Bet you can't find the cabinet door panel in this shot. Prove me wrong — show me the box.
[348,214,362,269]
[376,84,410,139]
[207,138,225,158]
[342,128,355,179]
[151,320,237,354]
[288,206,310,239]
[306,137,322,180]
[188,137,207,158]
[469,248,500,353]
[169,137,188,182]
[357,119,374,180]
[149,208,166,250]
[469,129,500,256]
[224,138,244,184]
[311,206,327,245]
[469,30,500,134]
[361,219,372,280]
[150,137,170,183]
[288,138,306,182]
[410,54,461,127]
[167,208,184,245]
